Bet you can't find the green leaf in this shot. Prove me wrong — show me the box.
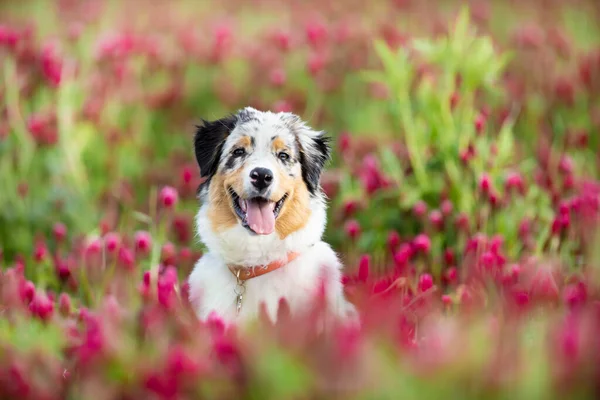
[380,146,404,172]
[254,348,313,399]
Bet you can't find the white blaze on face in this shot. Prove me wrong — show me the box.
[241,131,279,198]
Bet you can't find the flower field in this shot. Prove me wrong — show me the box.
[1,0,600,398]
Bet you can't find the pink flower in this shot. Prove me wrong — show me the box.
[335,323,362,360]
[159,186,179,208]
[441,295,453,306]
[0,24,20,49]
[206,311,226,336]
[479,174,492,195]
[441,200,453,216]
[413,200,428,218]
[513,24,544,49]
[33,241,48,262]
[518,218,531,239]
[305,19,328,48]
[357,255,370,282]
[167,345,202,377]
[172,216,192,244]
[387,231,401,252]
[529,267,560,302]
[554,77,575,106]
[74,313,105,367]
[563,283,587,309]
[59,293,72,316]
[118,247,135,270]
[85,237,103,258]
[505,172,525,195]
[268,29,291,52]
[20,280,35,304]
[450,92,460,109]
[455,213,470,232]
[442,249,454,266]
[144,373,178,399]
[474,113,486,134]
[29,291,54,321]
[56,259,71,280]
[418,274,434,292]
[429,210,443,230]
[269,68,286,87]
[4,363,30,397]
[213,335,244,379]
[53,222,67,242]
[40,42,63,87]
[444,267,458,285]
[490,235,504,254]
[158,266,178,308]
[342,200,359,217]
[480,251,496,272]
[181,166,193,184]
[344,220,361,240]
[512,290,530,308]
[307,52,327,76]
[178,247,193,263]
[558,155,574,175]
[394,243,413,268]
[135,231,152,254]
[339,131,352,154]
[272,100,293,113]
[509,263,521,279]
[104,232,121,253]
[161,242,177,266]
[551,213,570,235]
[413,234,431,254]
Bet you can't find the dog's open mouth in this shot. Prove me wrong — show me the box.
[229,188,287,235]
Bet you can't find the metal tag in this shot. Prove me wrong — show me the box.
[234,269,246,316]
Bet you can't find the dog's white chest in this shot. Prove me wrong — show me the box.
[187,242,347,324]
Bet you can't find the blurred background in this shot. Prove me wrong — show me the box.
[1,0,600,399]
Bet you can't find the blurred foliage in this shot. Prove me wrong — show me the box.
[0,0,600,399]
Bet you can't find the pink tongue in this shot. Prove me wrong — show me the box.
[246,199,276,235]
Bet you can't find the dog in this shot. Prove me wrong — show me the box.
[187,107,356,325]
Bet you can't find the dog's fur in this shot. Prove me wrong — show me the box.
[187,107,355,325]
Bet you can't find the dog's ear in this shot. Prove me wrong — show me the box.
[194,115,238,179]
[298,130,331,196]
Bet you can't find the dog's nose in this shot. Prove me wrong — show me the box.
[250,168,273,191]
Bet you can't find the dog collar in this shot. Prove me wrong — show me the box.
[228,252,299,315]
[228,252,299,281]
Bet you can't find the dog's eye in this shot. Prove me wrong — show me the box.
[278,152,290,162]
[233,148,246,157]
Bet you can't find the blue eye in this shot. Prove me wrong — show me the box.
[233,148,246,157]
[278,152,290,161]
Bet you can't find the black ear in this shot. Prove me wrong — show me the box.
[299,134,331,195]
[194,115,238,180]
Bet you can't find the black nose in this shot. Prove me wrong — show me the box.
[250,167,273,191]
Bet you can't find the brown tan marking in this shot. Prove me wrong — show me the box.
[237,136,252,149]
[207,169,245,232]
[272,137,289,154]
[273,167,311,239]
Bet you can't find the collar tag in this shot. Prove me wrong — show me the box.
[234,269,246,315]
[228,252,299,316]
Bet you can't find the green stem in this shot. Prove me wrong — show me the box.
[3,58,35,176]
[57,62,88,193]
[398,93,428,190]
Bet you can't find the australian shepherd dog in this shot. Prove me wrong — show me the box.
[188,107,356,325]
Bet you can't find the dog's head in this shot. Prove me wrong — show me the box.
[194,107,330,238]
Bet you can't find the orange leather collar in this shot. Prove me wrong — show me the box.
[228,252,299,281]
